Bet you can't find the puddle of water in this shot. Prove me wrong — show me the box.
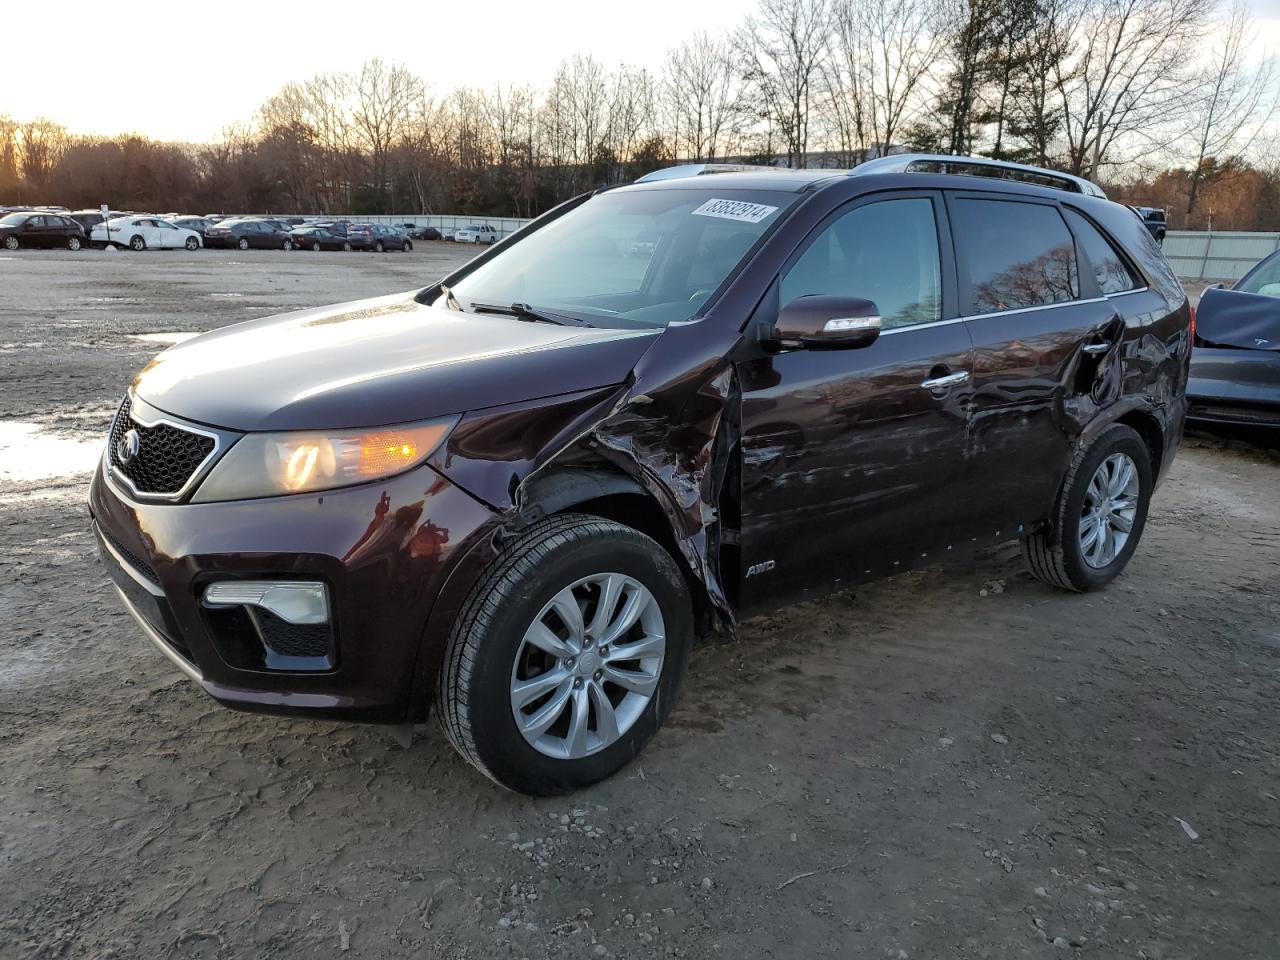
[0,422,103,481]
[130,332,200,345]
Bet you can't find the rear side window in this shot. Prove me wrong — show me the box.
[952,198,1078,313]
[781,197,943,329]
[1064,208,1139,295]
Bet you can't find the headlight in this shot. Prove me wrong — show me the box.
[190,417,456,503]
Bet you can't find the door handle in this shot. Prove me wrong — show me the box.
[1081,342,1110,355]
[920,370,970,390]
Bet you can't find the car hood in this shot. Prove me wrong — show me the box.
[133,290,660,432]
[1197,287,1280,351]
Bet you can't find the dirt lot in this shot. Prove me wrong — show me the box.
[1,249,1278,960]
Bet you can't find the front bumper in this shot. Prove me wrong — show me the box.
[89,458,497,722]
[1188,346,1280,426]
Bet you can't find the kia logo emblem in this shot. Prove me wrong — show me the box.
[116,429,140,465]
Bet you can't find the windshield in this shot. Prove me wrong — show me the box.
[445,187,799,328]
[1236,252,1280,297]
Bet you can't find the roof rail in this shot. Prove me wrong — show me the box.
[635,163,785,183]
[852,154,1107,199]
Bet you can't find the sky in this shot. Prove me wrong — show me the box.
[3,0,747,142]
[4,0,1280,142]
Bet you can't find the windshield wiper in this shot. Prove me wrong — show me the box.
[438,283,463,311]
[468,301,595,328]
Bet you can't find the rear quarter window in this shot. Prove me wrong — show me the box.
[951,197,1078,313]
[1063,208,1140,295]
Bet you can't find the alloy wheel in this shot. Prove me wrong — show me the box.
[510,572,666,760]
[1079,452,1139,568]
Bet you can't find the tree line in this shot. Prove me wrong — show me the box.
[1,0,1276,229]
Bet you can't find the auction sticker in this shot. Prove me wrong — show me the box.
[691,198,779,224]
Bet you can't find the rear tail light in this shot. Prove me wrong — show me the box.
[1189,303,1196,349]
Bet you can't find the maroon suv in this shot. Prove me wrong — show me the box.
[91,156,1191,795]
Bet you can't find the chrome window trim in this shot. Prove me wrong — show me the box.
[107,391,223,503]
[879,296,1109,337]
[1105,286,1149,299]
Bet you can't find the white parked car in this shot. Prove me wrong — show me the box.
[453,224,500,245]
[92,216,203,251]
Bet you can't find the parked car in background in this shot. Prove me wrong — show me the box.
[289,225,352,251]
[311,220,350,237]
[0,211,87,250]
[203,219,295,250]
[454,223,499,244]
[1188,252,1280,427]
[92,155,1190,795]
[92,216,203,251]
[346,223,413,252]
[69,209,128,242]
[169,216,217,236]
[1132,206,1166,244]
[440,227,457,241]
[403,224,442,241]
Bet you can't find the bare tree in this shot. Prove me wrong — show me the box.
[664,33,742,161]
[1054,0,1214,179]
[1185,0,1278,220]
[737,0,831,167]
[828,0,944,157]
[352,59,420,209]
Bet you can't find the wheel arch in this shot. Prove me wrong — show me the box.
[1115,409,1165,480]
[516,467,713,633]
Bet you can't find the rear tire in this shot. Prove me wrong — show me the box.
[282,239,293,251]
[129,235,146,251]
[404,240,413,252]
[237,237,250,251]
[437,513,692,795]
[342,241,351,252]
[1021,424,1152,592]
[374,240,385,252]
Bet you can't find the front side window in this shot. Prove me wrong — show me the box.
[1064,208,1139,295]
[446,187,799,329]
[953,198,1078,314]
[781,197,942,329]
[1236,252,1280,297]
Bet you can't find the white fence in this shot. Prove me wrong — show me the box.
[1163,230,1280,281]
[356,214,532,238]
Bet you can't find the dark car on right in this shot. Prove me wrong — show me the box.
[346,223,413,252]
[0,211,87,250]
[1188,251,1280,427]
[203,218,296,250]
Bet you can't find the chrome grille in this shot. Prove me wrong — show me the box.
[108,395,217,496]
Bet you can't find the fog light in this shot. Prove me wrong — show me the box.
[204,581,329,624]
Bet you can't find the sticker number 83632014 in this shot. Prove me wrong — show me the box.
[691,198,780,224]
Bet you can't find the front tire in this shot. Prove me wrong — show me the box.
[67,236,82,251]
[404,240,413,252]
[237,237,250,251]
[437,513,692,795]
[342,241,351,252]
[1021,424,1152,592]
[374,240,385,252]
[184,236,199,250]
[282,239,293,251]
[3,235,17,250]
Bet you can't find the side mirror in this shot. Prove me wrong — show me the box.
[774,295,882,350]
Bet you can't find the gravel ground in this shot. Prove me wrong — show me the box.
[1,249,1278,959]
